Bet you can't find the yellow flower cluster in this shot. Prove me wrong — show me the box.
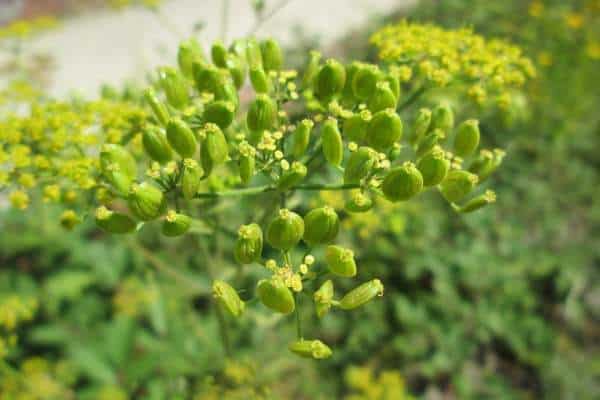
[113,278,158,316]
[0,296,37,331]
[0,357,75,399]
[0,90,146,223]
[344,365,414,400]
[0,16,58,41]
[370,22,535,106]
[108,0,162,10]
[0,296,37,359]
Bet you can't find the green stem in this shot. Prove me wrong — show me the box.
[294,292,302,339]
[194,182,360,199]
[221,0,230,42]
[130,242,209,295]
[215,302,233,358]
[398,85,427,111]
[248,0,294,35]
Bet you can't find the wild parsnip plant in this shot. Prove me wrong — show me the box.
[0,24,532,360]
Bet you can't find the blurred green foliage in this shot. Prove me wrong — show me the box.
[322,0,599,398]
[1,1,599,399]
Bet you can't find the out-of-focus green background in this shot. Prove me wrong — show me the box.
[1,0,598,398]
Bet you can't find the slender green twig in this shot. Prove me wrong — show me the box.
[130,242,209,295]
[215,302,233,357]
[221,0,230,43]
[398,85,427,111]
[294,292,302,339]
[193,182,360,199]
[248,0,294,35]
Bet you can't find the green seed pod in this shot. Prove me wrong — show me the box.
[127,182,166,221]
[234,223,263,264]
[229,38,248,59]
[416,146,450,187]
[302,50,321,88]
[181,158,202,199]
[321,118,343,166]
[245,37,263,69]
[367,81,397,113]
[238,142,256,185]
[382,162,423,202]
[144,89,169,126]
[246,94,277,132]
[431,103,454,134]
[344,191,373,213]
[225,54,246,90]
[410,108,432,145]
[453,119,480,157]
[142,126,172,164]
[100,144,137,195]
[416,129,444,159]
[193,63,225,95]
[200,142,214,177]
[203,100,235,129]
[303,206,339,246]
[314,59,346,102]
[325,245,357,277]
[339,279,384,310]
[344,146,378,184]
[256,278,295,314]
[440,170,479,203]
[314,280,334,318]
[260,38,283,71]
[277,162,307,190]
[341,62,360,102]
[95,206,137,234]
[292,119,314,158]
[211,41,228,68]
[102,168,132,196]
[454,190,496,213]
[289,339,332,359]
[166,118,197,158]
[352,63,380,100]
[343,110,371,143]
[384,72,401,102]
[202,123,229,165]
[468,148,505,181]
[216,80,239,108]
[249,66,271,93]
[266,208,304,250]
[162,210,192,237]
[177,38,204,78]
[159,67,188,109]
[213,280,245,317]
[366,108,403,151]
[100,144,137,179]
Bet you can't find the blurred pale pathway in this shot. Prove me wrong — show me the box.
[28,0,414,97]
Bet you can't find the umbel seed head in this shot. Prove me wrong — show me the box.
[325,245,357,277]
[289,339,332,359]
[382,162,423,202]
[303,206,340,246]
[127,182,165,221]
[234,223,263,264]
[257,278,295,314]
[266,209,304,250]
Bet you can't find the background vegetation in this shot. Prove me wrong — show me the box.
[1,0,598,399]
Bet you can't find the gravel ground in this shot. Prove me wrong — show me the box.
[25,0,413,97]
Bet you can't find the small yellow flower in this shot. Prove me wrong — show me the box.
[528,1,544,17]
[585,41,600,59]
[9,190,29,209]
[564,13,584,29]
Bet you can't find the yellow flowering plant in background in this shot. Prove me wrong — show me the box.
[370,21,536,108]
[0,2,546,398]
